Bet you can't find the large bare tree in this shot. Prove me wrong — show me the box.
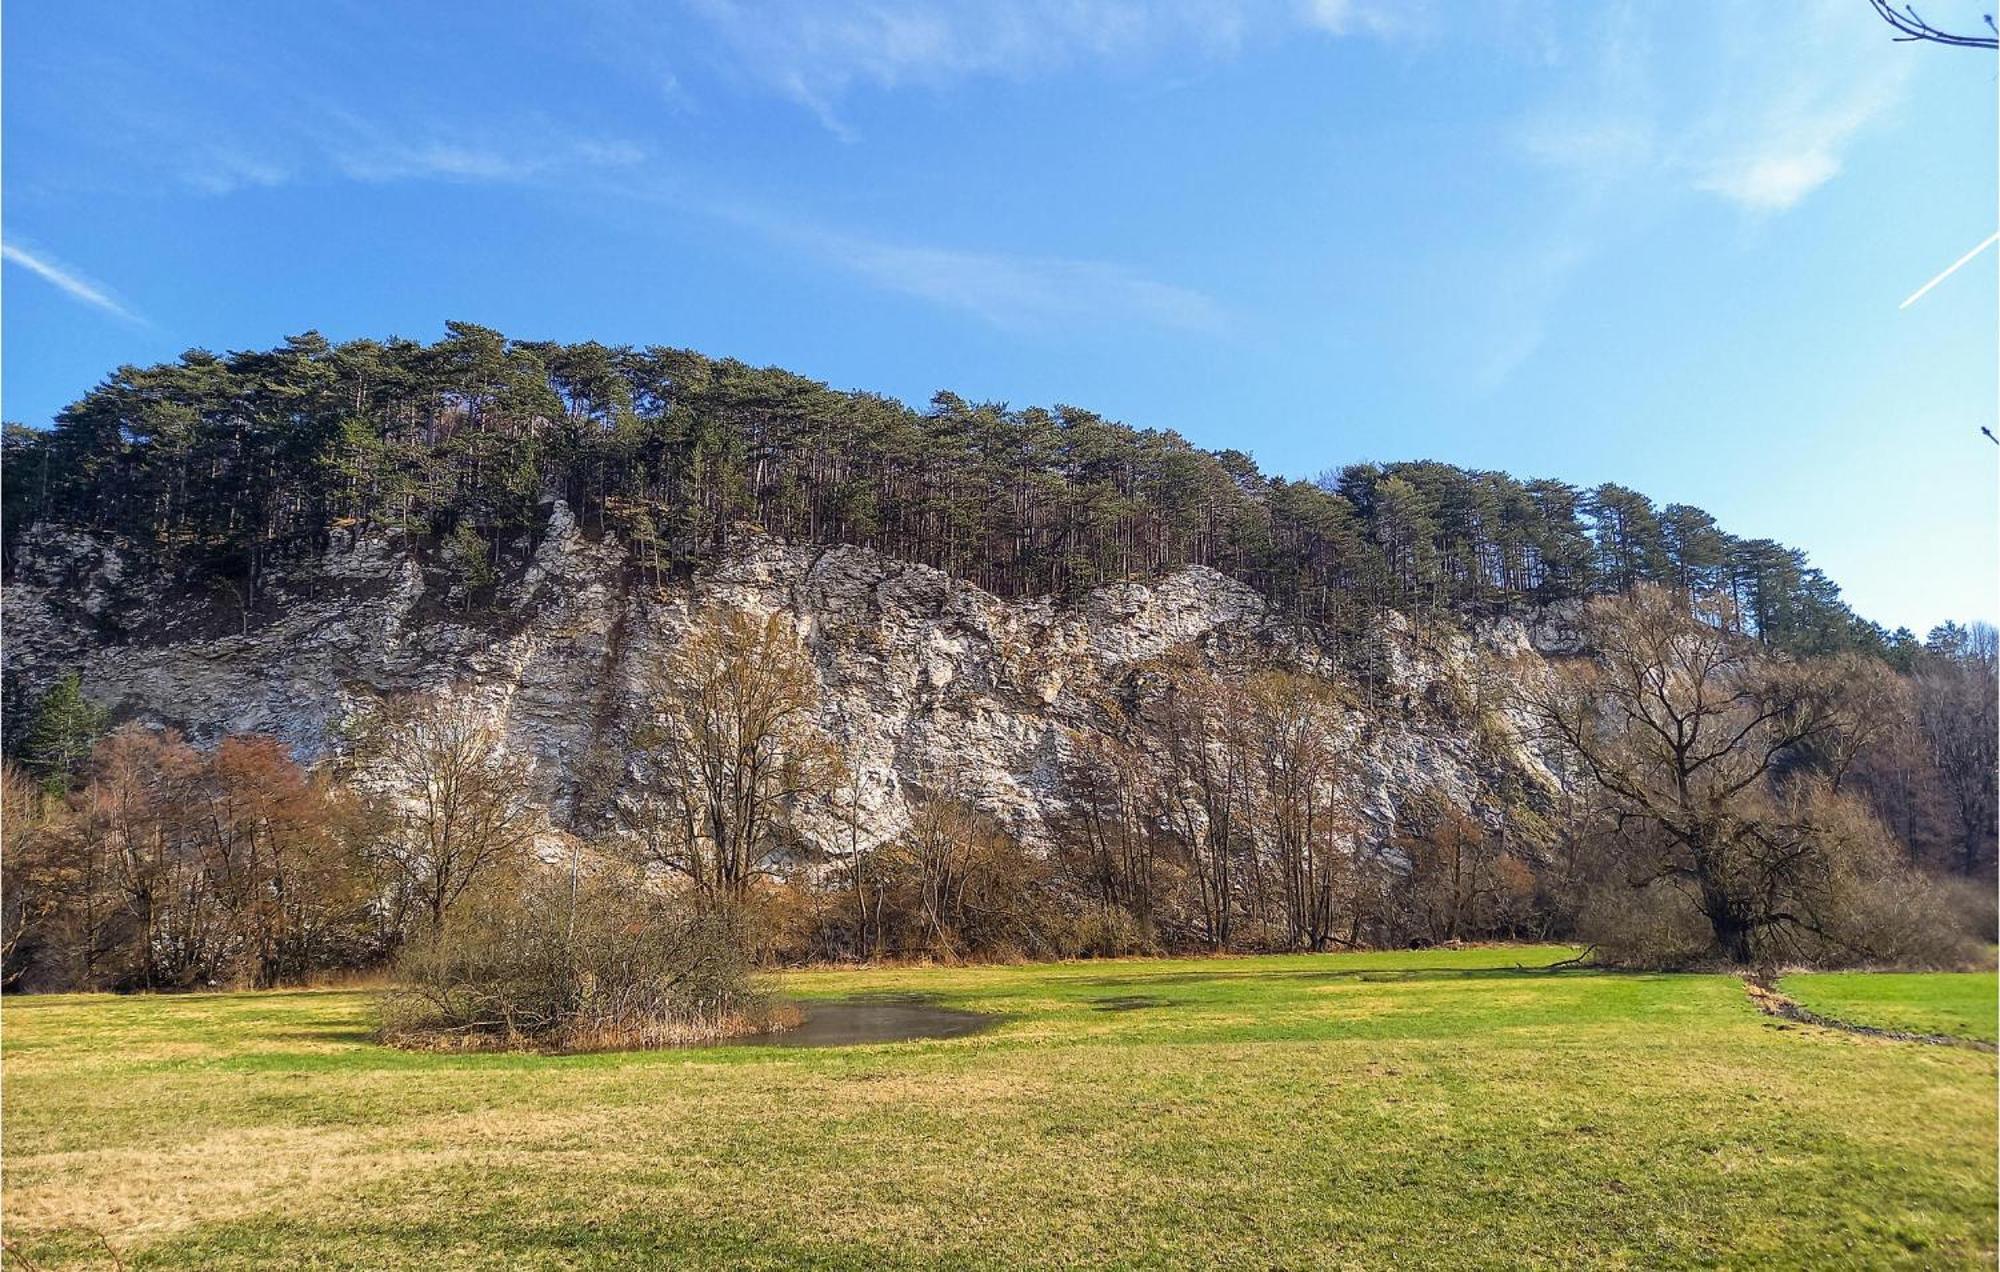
[1519,586,1868,963]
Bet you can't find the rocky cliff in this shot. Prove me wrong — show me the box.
[2,501,1579,848]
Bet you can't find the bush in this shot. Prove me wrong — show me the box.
[1574,879,1722,970]
[1059,905,1155,959]
[380,860,770,1051]
[834,796,1068,962]
[1790,855,1987,971]
[1572,802,1990,972]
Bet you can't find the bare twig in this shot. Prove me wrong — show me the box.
[1866,0,1998,48]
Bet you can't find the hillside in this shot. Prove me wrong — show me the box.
[3,330,1990,985]
[0,325,1909,817]
[1,325,1899,663]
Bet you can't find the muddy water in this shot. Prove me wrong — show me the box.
[722,996,996,1048]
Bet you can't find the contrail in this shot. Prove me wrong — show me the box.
[1900,230,1999,309]
[2,241,144,322]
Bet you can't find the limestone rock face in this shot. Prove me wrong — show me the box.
[2,503,1566,847]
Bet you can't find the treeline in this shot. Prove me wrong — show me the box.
[0,666,1546,993]
[7,603,1990,995]
[1,324,1898,658]
[2,726,384,991]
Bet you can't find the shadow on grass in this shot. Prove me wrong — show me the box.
[134,1210,942,1272]
[1090,995,1178,1011]
[1074,963,1620,990]
[267,1027,379,1045]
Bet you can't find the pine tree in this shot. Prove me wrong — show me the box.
[22,672,106,793]
[446,521,496,604]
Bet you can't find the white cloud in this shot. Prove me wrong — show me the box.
[1460,1,1909,391]
[1,241,143,323]
[277,111,650,188]
[716,205,1224,334]
[181,147,295,196]
[111,97,649,195]
[1300,0,1411,38]
[328,134,645,185]
[683,0,1409,134]
[1516,1,1904,214]
[1690,47,1904,213]
[1515,117,1655,180]
[1695,152,1841,213]
[838,238,1226,334]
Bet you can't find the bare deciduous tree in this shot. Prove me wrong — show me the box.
[1150,660,1253,950]
[1057,725,1164,942]
[1248,671,1359,951]
[88,727,214,988]
[1914,624,1999,875]
[365,697,540,937]
[1866,0,1997,48]
[1518,586,1868,964]
[1392,791,1535,946]
[1,764,62,985]
[869,791,1048,960]
[623,609,841,904]
[195,736,376,986]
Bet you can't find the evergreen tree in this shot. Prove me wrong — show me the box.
[22,672,106,793]
[446,521,496,603]
[2,324,1890,662]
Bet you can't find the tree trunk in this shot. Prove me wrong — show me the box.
[1711,911,1754,965]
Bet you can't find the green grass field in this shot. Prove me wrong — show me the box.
[1781,969,1999,1044]
[4,946,1995,1269]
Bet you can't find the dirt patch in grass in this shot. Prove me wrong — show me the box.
[1745,978,1999,1053]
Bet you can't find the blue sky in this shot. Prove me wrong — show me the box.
[5,1,1995,633]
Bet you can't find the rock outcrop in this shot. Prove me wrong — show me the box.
[2,502,1573,847]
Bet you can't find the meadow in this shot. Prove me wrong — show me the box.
[1780,970,1999,1044]
[3,946,1994,1269]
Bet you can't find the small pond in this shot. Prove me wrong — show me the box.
[720,996,997,1048]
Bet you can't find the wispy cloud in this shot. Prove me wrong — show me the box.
[683,0,1413,136]
[1469,240,1593,391]
[172,119,649,194]
[180,146,295,196]
[707,201,1225,334]
[1300,0,1416,38]
[14,11,652,200]
[832,237,1225,334]
[1464,1,1907,388]
[2,241,144,323]
[1689,4,1906,213]
[314,114,647,186]
[1516,1,1904,214]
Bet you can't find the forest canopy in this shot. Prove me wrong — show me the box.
[1,323,1904,660]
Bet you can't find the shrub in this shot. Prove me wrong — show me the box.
[1787,847,1987,970]
[1054,905,1155,959]
[1572,793,1988,972]
[1575,879,1722,970]
[380,859,769,1051]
